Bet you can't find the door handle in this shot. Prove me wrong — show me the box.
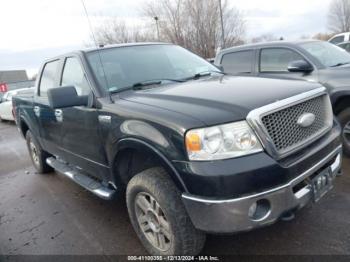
[33,106,40,116]
[54,109,63,122]
[54,109,62,117]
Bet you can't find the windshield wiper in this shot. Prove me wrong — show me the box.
[330,62,350,67]
[181,71,225,81]
[109,79,184,94]
[132,80,162,89]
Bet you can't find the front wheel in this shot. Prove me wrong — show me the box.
[337,108,350,157]
[126,167,206,255]
[26,130,53,174]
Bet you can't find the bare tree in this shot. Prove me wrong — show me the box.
[92,19,156,45]
[143,0,188,46]
[251,33,279,43]
[312,32,336,41]
[328,0,350,33]
[143,0,245,58]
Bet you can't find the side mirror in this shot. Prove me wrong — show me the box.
[47,86,88,109]
[288,60,313,73]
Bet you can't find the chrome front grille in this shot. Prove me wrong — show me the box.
[247,88,333,160]
[261,95,329,152]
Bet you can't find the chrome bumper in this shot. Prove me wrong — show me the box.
[182,146,342,233]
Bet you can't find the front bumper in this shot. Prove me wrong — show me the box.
[182,145,342,233]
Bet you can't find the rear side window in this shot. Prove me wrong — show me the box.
[330,36,345,45]
[260,48,305,72]
[221,50,254,74]
[39,60,60,96]
[61,57,90,96]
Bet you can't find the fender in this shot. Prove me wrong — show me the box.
[19,113,34,137]
[329,88,350,106]
[111,137,189,193]
[329,88,350,114]
[19,111,45,147]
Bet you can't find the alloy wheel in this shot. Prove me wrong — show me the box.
[30,141,39,166]
[134,192,172,252]
[343,121,350,146]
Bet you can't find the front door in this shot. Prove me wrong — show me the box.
[58,56,109,179]
[258,47,318,82]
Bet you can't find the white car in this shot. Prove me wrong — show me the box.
[0,88,34,121]
[329,32,350,45]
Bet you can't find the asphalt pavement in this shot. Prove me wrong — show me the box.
[0,121,349,256]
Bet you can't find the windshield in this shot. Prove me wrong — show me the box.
[300,41,350,67]
[86,44,220,92]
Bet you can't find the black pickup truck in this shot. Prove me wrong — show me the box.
[13,43,342,255]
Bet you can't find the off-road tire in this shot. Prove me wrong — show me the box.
[337,108,350,157]
[26,130,53,174]
[126,167,206,255]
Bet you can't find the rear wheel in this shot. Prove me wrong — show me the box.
[126,167,206,255]
[337,108,350,157]
[26,131,53,174]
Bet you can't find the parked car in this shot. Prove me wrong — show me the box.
[337,41,350,52]
[329,32,350,45]
[0,80,35,102]
[0,87,34,121]
[215,40,350,156]
[13,43,342,255]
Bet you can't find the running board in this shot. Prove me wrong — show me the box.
[46,157,116,200]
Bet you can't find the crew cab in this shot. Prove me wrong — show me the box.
[215,40,350,156]
[13,43,342,255]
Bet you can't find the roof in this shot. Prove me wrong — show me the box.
[82,42,171,53]
[0,70,28,84]
[43,42,173,63]
[220,40,321,53]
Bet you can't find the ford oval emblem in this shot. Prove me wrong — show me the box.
[297,113,315,128]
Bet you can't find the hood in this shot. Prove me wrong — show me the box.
[119,76,322,126]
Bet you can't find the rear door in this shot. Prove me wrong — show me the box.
[58,56,108,178]
[34,59,63,156]
[258,47,318,81]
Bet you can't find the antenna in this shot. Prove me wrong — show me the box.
[80,0,113,102]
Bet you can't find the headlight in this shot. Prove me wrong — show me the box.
[185,121,263,161]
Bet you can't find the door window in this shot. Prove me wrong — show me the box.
[329,36,345,45]
[39,60,60,96]
[221,50,254,74]
[260,48,306,72]
[61,57,90,95]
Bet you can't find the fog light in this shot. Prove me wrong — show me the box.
[248,199,271,221]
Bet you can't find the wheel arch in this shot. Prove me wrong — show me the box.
[330,90,350,115]
[19,116,30,137]
[110,138,188,193]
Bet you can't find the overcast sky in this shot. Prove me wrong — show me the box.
[0,0,332,77]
